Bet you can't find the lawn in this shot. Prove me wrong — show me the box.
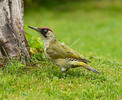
[0,1,122,100]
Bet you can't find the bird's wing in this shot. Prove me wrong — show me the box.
[46,41,90,63]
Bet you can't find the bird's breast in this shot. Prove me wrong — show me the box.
[44,40,50,57]
[44,47,50,58]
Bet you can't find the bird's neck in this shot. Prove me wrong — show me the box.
[44,36,56,48]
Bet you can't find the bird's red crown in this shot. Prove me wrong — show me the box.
[40,27,53,32]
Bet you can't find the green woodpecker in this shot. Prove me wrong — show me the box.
[28,26,99,74]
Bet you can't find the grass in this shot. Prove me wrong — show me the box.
[0,1,122,100]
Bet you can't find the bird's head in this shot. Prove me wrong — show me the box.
[28,26,54,40]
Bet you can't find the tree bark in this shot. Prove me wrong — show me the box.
[0,0,30,62]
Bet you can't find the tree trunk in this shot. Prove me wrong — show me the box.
[0,0,30,62]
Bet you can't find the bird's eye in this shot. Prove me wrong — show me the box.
[43,29,48,33]
[41,29,48,37]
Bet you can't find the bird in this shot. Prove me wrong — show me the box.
[28,26,99,74]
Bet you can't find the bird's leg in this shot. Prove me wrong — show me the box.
[59,67,69,77]
[61,67,70,72]
[61,67,67,72]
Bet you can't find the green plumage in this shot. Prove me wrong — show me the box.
[45,39,99,73]
[46,39,90,63]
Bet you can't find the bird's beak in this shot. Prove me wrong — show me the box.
[28,26,40,32]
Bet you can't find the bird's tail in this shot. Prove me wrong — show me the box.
[83,64,100,74]
[71,61,100,74]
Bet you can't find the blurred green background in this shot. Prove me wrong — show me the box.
[1,0,121,100]
[25,0,122,60]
